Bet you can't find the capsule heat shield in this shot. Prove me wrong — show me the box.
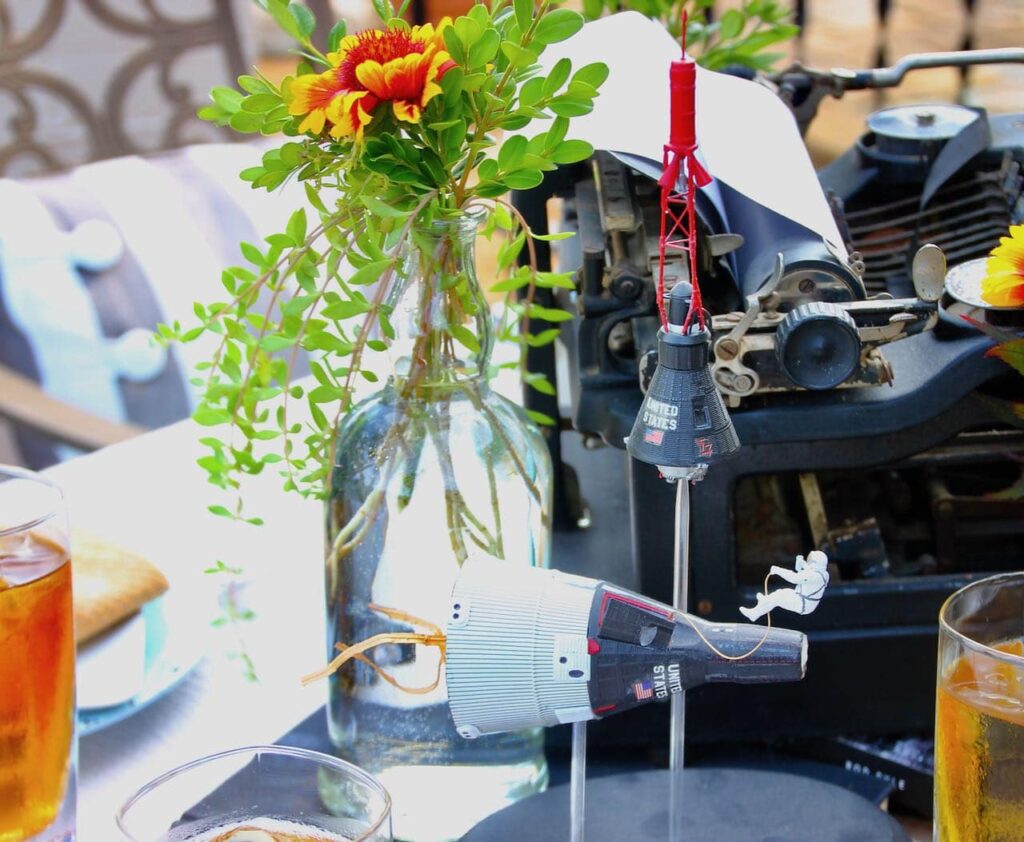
[445,560,598,738]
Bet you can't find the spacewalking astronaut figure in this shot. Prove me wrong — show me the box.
[739,550,830,622]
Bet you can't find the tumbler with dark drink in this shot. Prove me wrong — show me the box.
[0,467,75,842]
[934,574,1024,842]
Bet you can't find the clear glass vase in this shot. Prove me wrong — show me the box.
[325,209,552,841]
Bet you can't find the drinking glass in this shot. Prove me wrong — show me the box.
[934,573,1024,842]
[0,465,75,841]
[117,746,392,841]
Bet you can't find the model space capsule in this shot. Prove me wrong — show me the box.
[444,558,806,738]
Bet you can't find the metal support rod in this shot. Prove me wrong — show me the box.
[669,478,690,841]
[570,720,588,842]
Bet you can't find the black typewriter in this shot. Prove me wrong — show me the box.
[514,48,1024,743]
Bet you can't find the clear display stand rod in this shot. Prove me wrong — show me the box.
[570,720,588,842]
[669,478,690,842]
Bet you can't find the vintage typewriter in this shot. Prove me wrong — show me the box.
[515,48,1024,743]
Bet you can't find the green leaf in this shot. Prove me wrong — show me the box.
[478,158,499,182]
[573,61,609,89]
[207,505,234,518]
[241,94,280,112]
[443,24,466,64]
[532,230,576,242]
[549,97,593,118]
[197,104,229,125]
[529,304,573,322]
[229,111,263,133]
[279,143,304,168]
[468,29,500,68]
[322,299,373,320]
[286,208,307,245]
[519,77,544,108]
[551,138,593,164]
[504,169,544,190]
[327,19,347,52]
[527,409,557,426]
[491,275,531,293]
[238,75,271,94]
[362,195,410,218]
[260,335,295,352]
[240,242,265,266]
[450,324,481,353]
[194,407,232,426]
[534,9,583,45]
[500,40,538,70]
[731,26,800,55]
[514,0,533,32]
[493,203,513,230]
[308,384,340,403]
[525,373,556,395]
[718,9,745,41]
[524,328,561,346]
[264,0,304,41]
[211,86,244,112]
[454,14,484,47]
[536,270,576,288]
[543,58,572,97]
[498,135,528,171]
[545,116,569,150]
[348,258,394,286]
[988,339,1024,377]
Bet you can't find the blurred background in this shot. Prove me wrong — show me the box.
[0,0,1021,469]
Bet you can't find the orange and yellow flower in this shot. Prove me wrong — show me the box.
[287,20,455,141]
[982,223,1024,308]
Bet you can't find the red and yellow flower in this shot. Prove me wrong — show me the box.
[287,19,455,141]
[982,223,1024,308]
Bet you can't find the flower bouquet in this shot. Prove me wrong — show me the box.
[171,0,606,836]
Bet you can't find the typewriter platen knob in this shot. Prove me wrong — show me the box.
[776,302,861,390]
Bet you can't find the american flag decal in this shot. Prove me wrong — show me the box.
[632,680,653,701]
[644,429,665,445]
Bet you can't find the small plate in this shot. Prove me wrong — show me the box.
[77,591,206,736]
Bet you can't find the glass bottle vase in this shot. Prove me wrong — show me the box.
[325,209,552,841]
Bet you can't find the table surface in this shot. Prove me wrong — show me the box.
[47,419,328,841]
[51,418,932,841]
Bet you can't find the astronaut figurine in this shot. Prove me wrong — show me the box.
[739,551,830,622]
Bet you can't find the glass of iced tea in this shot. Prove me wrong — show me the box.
[934,572,1024,842]
[0,465,75,842]
[117,746,392,841]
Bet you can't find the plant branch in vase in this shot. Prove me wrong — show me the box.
[164,0,606,837]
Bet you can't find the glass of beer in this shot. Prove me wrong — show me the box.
[934,573,1024,842]
[0,466,75,842]
[117,746,392,841]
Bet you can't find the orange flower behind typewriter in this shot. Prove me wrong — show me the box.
[982,223,1024,308]
[287,19,455,140]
